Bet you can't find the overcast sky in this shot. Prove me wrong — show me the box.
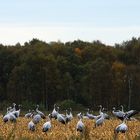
[0,0,140,45]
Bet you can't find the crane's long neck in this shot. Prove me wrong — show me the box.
[79,118,82,122]
[121,106,124,112]
[47,116,51,121]
[122,118,127,124]
[66,110,68,115]
[13,103,16,111]
[36,105,39,112]
[54,104,57,110]
[99,105,102,114]
[87,108,90,114]
[7,108,9,113]
[112,107,116,113]
[57,107,59,113]
[70,111,72,116]
[101,112,105,118]
[9,107,12,112]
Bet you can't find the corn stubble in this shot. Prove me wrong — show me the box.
[0,116,139,140]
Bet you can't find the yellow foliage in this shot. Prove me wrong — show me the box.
[112,61,126,73]
[74,48,82,55]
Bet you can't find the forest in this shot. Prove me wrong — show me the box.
[0,37,140,110]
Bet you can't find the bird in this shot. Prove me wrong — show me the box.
[120,105,139,120]
[95,111,105,127]
[115,120,128,133]
[8,112,17,122]
[57,112,66,124]
[65,109,73,123]
[99,105,103,115]
[51,104,58,119]
[32,114,41,124]
[76,115,85,132]
[102,108,110,120]
[8,106,13,112]
[42,116,51,132]
[93,105,104,120]
[30,110,35,118]
[77,112,88,119]
[77,112,82,119]
[55,106,67,124]
[25,110,32,118]
[125,110,139,120]
[28,120,35,131]
[10,103,16,112]
[3,107,16,123]
[103,113,110,120]
[6,107,10,114]
[120,105,124,113]
[91,105,104,120]
[3,113,10,123]
[112,107,125,121]
[114,105,139,120]
[69,108,73,119]
[92,114,101,120]
[36,105,46,119]
[12,104,21,118]
[86,108,95,119]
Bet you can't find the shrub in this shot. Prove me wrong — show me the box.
[56,100,85,110]
[21,100,45,111]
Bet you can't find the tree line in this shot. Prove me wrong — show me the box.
[0,37,140,110]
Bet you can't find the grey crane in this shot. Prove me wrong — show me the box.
[28,120,35,131]
[95,112,105,127]
[42,116,51,132]
[76,115,85,132]
[51,104,58,119]
[25,110,32,118]
[36,105,46,119]
[112,107,125,121]
[32,114,41,124]
[115,120,128,133]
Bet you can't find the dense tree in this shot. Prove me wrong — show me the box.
[0,37,139,110]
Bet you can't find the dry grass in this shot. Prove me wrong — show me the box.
[0,116,139,140]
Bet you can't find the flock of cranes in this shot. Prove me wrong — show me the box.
[3,103,21,123]
[2,103,139,135]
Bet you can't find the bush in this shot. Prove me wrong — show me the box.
[0,100,46,112]
[56,100,85,111]
[21,100,45,111]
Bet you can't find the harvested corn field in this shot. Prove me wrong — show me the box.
[0,116,140,140]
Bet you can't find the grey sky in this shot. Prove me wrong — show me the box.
[0,0,140,45]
